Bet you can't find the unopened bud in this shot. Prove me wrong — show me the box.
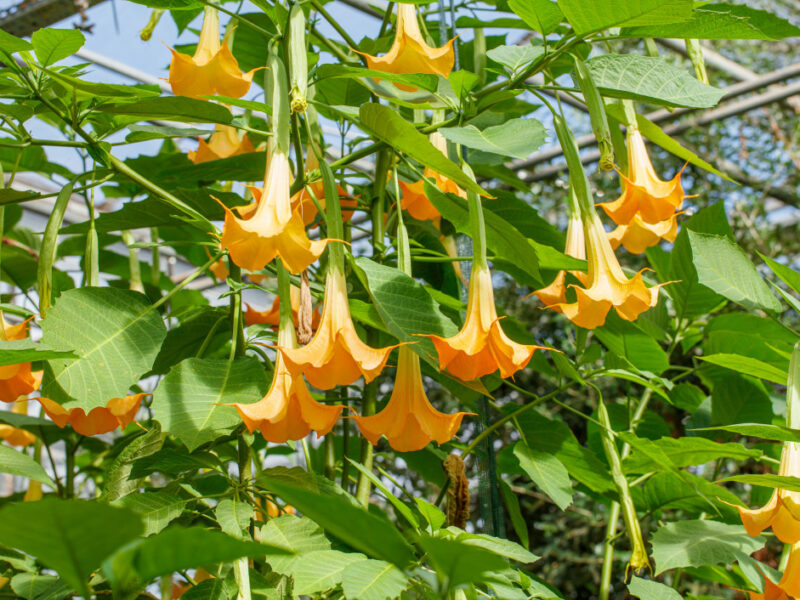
[140,9,164,42]
[572,55,615,173]
[288,3,308,113]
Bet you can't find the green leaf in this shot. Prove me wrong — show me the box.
[113,492,184,536]
[99,97,233,124]
[586,54,724,109]
[0,339,76,366]
[101,424,165,502]
[10,573,71,600]
[486,45,545,72]
[605,104,733,181]
[699,354,787,385]
[31,29,85,66]
[260,473,416,568]
[439,118,546,160]
[760,252,800,296]
[693,423,800,443]
[286,550,366,596]
[623,436,761,473]
[718,474,800,493]
[315,64,440,93]
[341,559,409,600]
[500,479,529,549]
[557,0,692,34]
[425,184,541,285]
[153,357,267,451]
[126,124,212,143]
[215,498,251,539]
[0,30,33,54]
[0,444,55,486]
[125,0,199,8]
[358,104,486,196]
[40,288,167,411]
[507,0,563,35]
[414,498,446,531]
[622,4,800,39]
[42,67,160,98]
[594,313,669,374]
[688,231,781,314]
[347,460,419,528]
[628,576,682,600]
[650,520,764,574]
[0,498,143,597]
[453,531,539,564]
[416,536,508,591]
[103,527,290,594]
[260,515,331,574]
[513,441,573,510]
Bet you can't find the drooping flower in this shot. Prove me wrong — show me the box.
[292,151,357,226]
[532,212,587,311]
[353,346,470,452]
[737,441,800,544]
[0,316,42,403]
[244,286,320,330]
[735,544,800,600]
[220,149,328,274]
[37,393,148,437]
[168,6,258,99]
[399,131,465,222]
[425,262,543,381]
[358,3,455,91]
[188,125,256,164]
[598,129,686,226]
[535,210,662,330]
[231,321,343,444]
[0,399,36,447]
[607,212,679,255]
[280,267,395,389]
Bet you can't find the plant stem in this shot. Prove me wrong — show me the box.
[152,251,224,310]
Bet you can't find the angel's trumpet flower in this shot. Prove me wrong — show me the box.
[359,3,455,91]
[280,266,395,389]
[538,210,662,329]
[37,393,149,437]
[244,285,320,330]
[426,261,543,381]
[291,151,357,226]
[232,301,343,443]
[532,212,588,311]
[220,149,328,274]
[736,543,800,599]
[0,399,36,446]
[399,131,465,222]
[168,6,258,99]
[188,125,256,164]
[353,346,470,452]
[598,128,686,226]
[738,345,800,544]
[607,212,679,255]
[0,316,42,403]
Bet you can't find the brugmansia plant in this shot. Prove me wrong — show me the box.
[0,0,798,599]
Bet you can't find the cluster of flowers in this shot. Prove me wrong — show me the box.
[2,3,684,456]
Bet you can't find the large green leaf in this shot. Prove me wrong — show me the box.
[557,0,692,34]
[0,444,55,486]
[31,29,85,66]
[0,30,33,54]
[623,436,761,473]
[0,339,76,366]
[718,474,800,493]
[99,97,233,124]
[513,441,573,510]
[507,0,563,35]
[40,288,167,411]
[113,492,185,536]
[358,104,485,196]
[101,424,165,502]
[699,354,787,385]
[439,118,546,160]
[0,499,143,597]
[260,515,331,574]
[594,313,669,374]
[694,423,800,443]
[341,559,409,600]
[284,550,366,596]
[628,576,682,600]
[103,527,290,595]
[260,473,416,569]
[416,536,508,592]
[586,54,724,109]
[152,357,267,451]
[688,231,781,314]
[622,4,800,39]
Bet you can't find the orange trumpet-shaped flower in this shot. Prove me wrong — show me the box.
[188,125,256,164]
[536,211,662,330]
[168,7,258,99]
[400,132,465,222]
[737,441,800,544]
[231,324,343,443]
[598,129,686,226]
[244,286,320,330]
[220,149,328,274]
[0,317,42,403]
[359,3,455,91]
[292,152,357,226]
[280,267,395,389]
[0,399,36,447]
[425,262,543,381]
[37,393,149,437]
[532,213,588,312]
[353,346,470,452]
[736,543,800,599]
[607,212,679,255]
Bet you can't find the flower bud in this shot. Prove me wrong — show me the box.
[287,3,308,113]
